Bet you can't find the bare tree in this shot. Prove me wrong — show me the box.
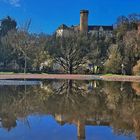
[48,34,90,74]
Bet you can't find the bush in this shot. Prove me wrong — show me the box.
[133,60,140,75]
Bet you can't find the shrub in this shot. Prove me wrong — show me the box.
[133,60,140,75]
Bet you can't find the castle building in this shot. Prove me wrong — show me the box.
[56,10,114,37]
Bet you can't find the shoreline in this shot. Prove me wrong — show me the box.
[0,74,140,82]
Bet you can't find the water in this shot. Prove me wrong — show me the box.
[0,80,139,140]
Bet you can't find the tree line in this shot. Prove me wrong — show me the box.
[0,14,140,75]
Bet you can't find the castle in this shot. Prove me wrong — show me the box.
[56,10,114,37]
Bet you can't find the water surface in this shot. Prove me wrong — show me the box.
[0,80,139,140]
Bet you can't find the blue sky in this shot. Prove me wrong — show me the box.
[0,0,140,34]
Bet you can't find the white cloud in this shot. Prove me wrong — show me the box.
[0,0,21,7]
[9,0,21,7]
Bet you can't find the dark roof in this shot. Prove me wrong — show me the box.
[88,25,113,31]
[57,24,78,31]
[57,24,69,30]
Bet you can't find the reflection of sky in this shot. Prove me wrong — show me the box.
[0,80,42,86]
[0,115,135,140]
[86,126,135,140]
[0,115,77,140]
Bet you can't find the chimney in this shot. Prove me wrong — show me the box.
[80,10,89,33]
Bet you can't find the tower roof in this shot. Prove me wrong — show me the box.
[80,10,89,14]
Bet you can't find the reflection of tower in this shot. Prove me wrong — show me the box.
[80,10,89,33]
[77,119,85,140]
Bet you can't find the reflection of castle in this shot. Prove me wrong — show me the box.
[56,10,113,37]
[54,113,140,140]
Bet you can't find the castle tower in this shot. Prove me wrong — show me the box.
[80,10,89,33]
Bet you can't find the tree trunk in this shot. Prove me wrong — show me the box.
[67,80,73,94]
[24,55,27,74]
[68,64,73,74]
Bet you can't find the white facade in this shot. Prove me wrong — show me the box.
[56,28,75,37]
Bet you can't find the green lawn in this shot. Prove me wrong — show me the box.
[103,74,124,76]
[0,72,15,74]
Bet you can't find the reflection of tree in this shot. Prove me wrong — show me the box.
[44,80,106,117]
[103,81,122,110]
[102,81,140,137]
[0,81,140,139]
[132,82,140,96]
[0,113,16,131]
[133,117,140,140]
